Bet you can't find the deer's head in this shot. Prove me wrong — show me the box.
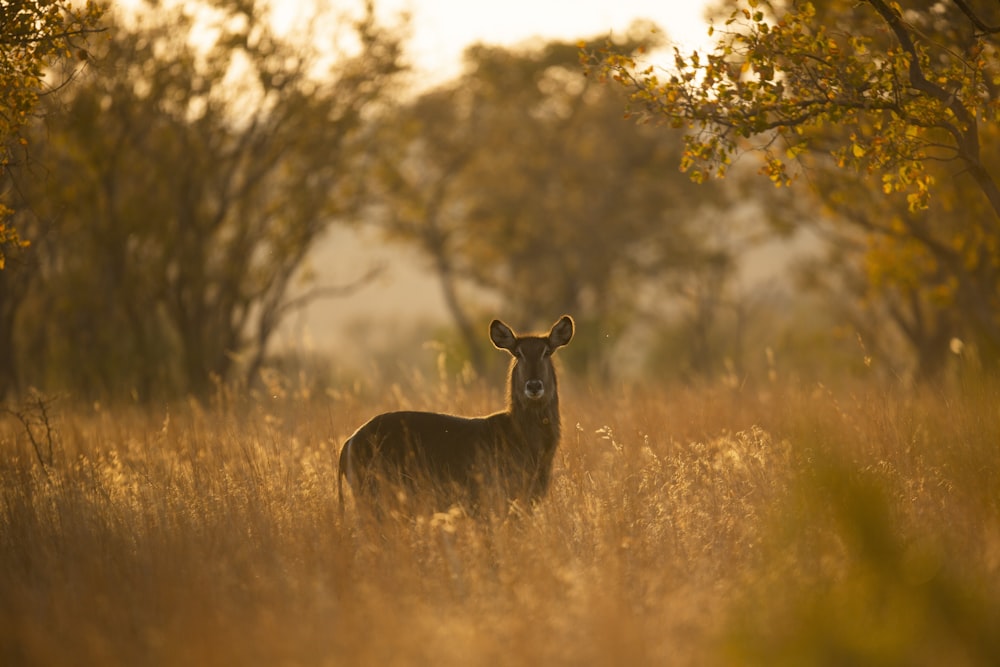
[490,316,574,408]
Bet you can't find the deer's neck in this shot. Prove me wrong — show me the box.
[507,393,561,446]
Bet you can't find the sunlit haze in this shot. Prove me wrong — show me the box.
[376,0,714,81]
[267,0,714,84]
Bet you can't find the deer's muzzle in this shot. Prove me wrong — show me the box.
[524,380,545,400]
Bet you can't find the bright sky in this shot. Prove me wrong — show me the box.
[124,0,715,86]
[121,0,716,80]
[377,0,714,82]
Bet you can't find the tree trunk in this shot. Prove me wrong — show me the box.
[435,252,485,376]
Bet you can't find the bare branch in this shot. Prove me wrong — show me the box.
[274,265,385,321]
[3,390,60,473]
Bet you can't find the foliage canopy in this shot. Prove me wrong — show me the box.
[0,0,105,267]
[586,0,1000,376]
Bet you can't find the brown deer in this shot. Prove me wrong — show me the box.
[338,315,574,516]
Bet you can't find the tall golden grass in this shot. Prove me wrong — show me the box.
[1,371,998,666]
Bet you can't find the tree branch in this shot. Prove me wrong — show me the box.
[951,0,1000,35]
[865,0,1000,225]
[865,0,974,127]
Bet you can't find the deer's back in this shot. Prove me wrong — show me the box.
[345,410,500,483]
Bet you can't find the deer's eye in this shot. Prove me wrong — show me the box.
[541,348,552,359]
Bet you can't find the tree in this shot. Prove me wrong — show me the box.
[0,0,105,267]
[2,1,404,399]
[371,32,745,376]
[587,0,1000,376]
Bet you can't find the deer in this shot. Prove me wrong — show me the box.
[338,315,574,517]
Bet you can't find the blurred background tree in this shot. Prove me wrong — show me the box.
[589,0,1000,380]
[368,28,758,378]
[1,0,404,399]
[0,0,105,395]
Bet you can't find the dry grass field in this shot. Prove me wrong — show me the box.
[2,370,999,666]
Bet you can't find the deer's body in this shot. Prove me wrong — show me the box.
[338,316,574,514]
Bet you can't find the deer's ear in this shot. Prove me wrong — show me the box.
[489,319,517,352]
[548,315,574,349]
